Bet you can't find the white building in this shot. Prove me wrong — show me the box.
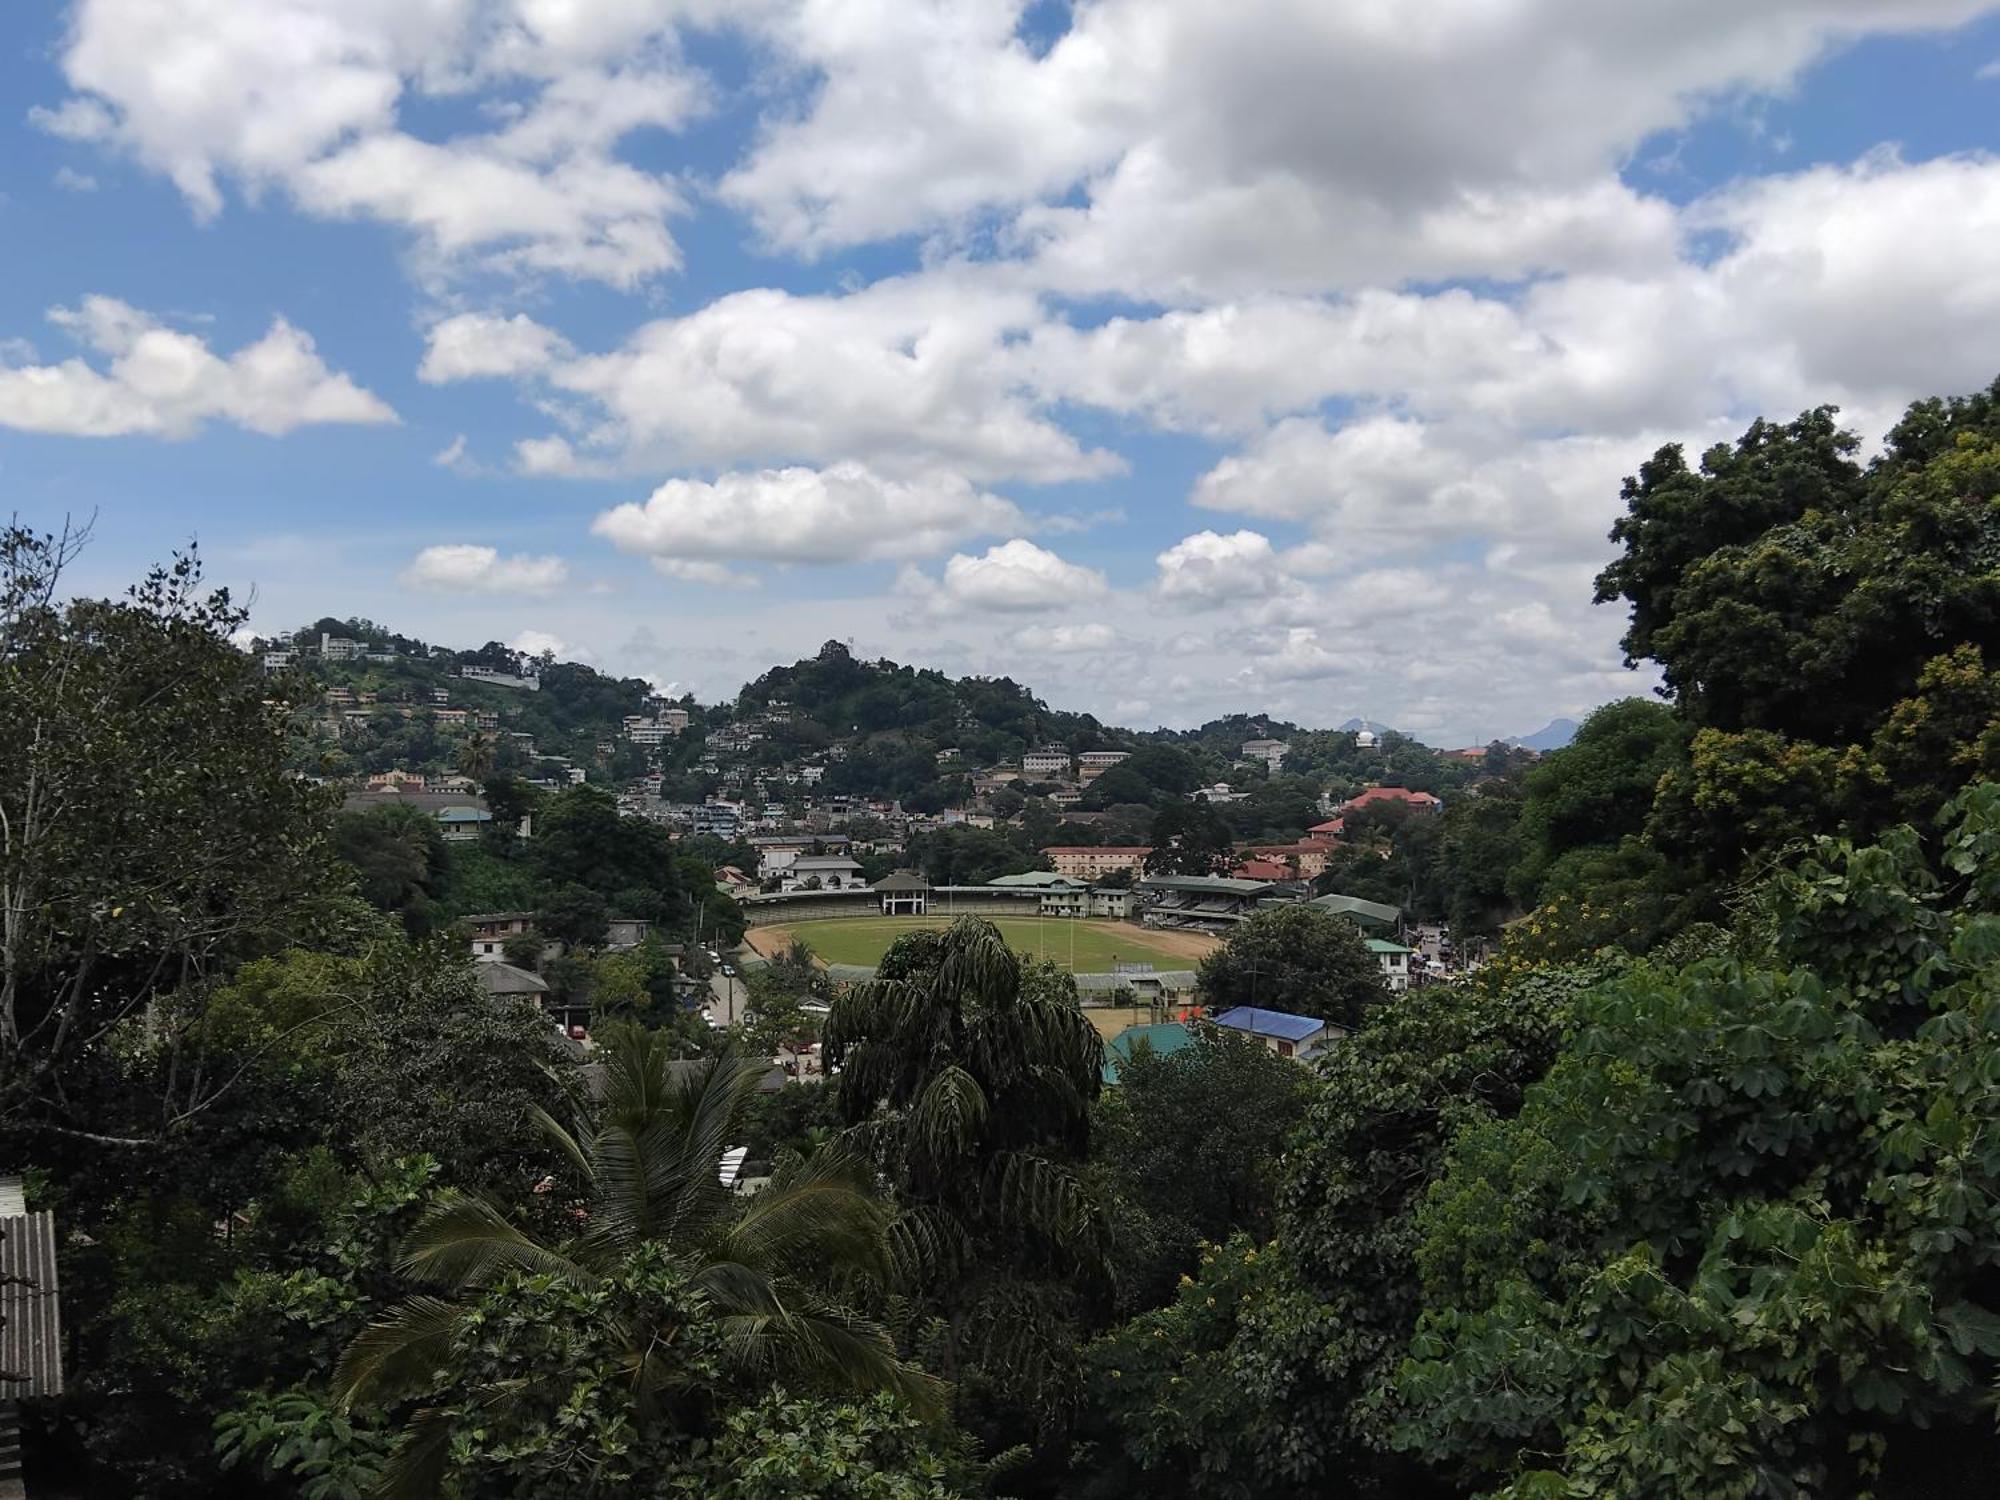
[1022,746,1072,778]
[1368,938,1414,993]
[1240,738,1290,771]
[261,650,297,672]
[1077,750,1130,780]
[782,854,865,892]
[661,706,691,732]
[460,666,540,691]
[319,632,362,661]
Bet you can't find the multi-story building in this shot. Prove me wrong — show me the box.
[459,666,540,691]
[261,650,297,672]
[661,706,691,733]
[1240,738,1290,770]
[1023,745,1072,778]
[1044,845,1152,881]
[1077,750,1129,780]
[319,632,362,662]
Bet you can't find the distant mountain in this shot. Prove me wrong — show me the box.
[1337,718,1396,736]
[1512,718,1578,752]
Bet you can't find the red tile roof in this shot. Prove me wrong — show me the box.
[1340,787,1441,812]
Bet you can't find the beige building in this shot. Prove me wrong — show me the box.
[1044,845,1152,881]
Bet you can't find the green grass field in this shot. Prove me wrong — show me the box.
[771,915,1212,973]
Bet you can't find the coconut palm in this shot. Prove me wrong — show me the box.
[454,729,496,780]
[333,1024,940,1495]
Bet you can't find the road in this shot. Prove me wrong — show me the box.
[706,968,743,1027]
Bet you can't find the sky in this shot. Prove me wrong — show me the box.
[6,2,2000,742]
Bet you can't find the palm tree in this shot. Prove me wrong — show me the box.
[824,919,1107,1409]
[333,1025,940,1494]
[454,729,496,780]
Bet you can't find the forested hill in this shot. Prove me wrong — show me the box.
[281,623,1484,798]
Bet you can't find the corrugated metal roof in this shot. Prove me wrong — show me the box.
[1212,1006,1325,1043]
[0,1211,63,1398]
[1309,892,1402,926]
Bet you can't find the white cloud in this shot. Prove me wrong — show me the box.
[403,544,569,596]
[37,0,703,286]
[512,628,571,659]
[0,295,395,438]
[651,558,759,588]
[439,272,1121,483]
[1009,622,1118,653]
[932,539,1109,613]
[721,0,1989,298]
[53,166,98,192]
[592,462,1025,567]
[1154,529,1282,604]
[419,312,573,382]
[432,433,477,474]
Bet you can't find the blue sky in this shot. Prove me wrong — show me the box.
[6,1,2000,741]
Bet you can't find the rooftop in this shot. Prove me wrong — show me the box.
[1139,875,1277,896]
[1308,892,1402,927]
[1366,938,1414,955]
[1102,1021,1196,1084]
[1212,1006,1327,1043]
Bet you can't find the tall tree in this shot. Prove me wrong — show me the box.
[0,525,338,1147]
[1195,906,1387,1028]
[825,921,1107,1454]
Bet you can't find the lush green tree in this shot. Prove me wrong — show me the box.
[825,920,1107,1454]
[540,881,611,948]
[1087,962,1604,1499]
[1396,787,2000,1496]
[335,803,451,935]
[533,784,686,927]
[1196,906,1387,1028]
[336,1027,938,1493]
[699,1390,977,1499]
[1145,802,1234,876]
[1092,1026,1315,1313]
[0,527,340,1147]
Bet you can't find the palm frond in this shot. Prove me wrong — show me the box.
[907,1063,990,1169]
[985,1150,1100,1250]
[713,1148,892,1284]
[370,1404,456,1500]
[887,1205,971,1291]
[715,1304,947,1420]
[527,1101,593,1183]
[331,1295,466,1411]
[396,1192,591,1289]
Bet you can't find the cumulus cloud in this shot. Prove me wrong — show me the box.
[721,0,1987,297]
[403,544,569,596]
[1154,530,1283,604]
[419,312,573,383]
[930,539,1110,613]
[592,463,1025,568]
[37,0,703,286]
[0,295,394,438]
[1009,622,1119,653]
[430,272,1120,483]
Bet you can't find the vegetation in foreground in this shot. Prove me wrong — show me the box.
[7,379,2000,1496]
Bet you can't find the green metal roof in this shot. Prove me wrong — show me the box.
[1102,1021,1196,1084]
[1308,892,1401,926]
[1365,938,1413,954]
[1138,875,1277,896]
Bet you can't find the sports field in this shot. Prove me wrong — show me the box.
[749,915,1215,972]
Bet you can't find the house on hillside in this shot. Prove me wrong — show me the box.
[466,912,536,962]
[1211,1005,1341,1061]
[1339,786,1442,816]
[1240,738,1289,770]
[1368,937,1414,992]
[1023,745,1073,778]
[1077,750,1130,780]
[1045,846,1152,881]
